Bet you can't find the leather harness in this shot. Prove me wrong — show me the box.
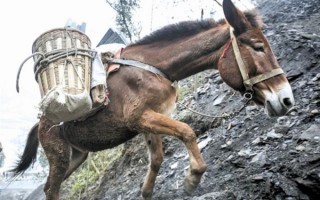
[229,28,284,95]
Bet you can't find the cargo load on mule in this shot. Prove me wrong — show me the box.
[16,27,98,123]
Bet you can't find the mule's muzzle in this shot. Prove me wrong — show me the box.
[264,83,295,117]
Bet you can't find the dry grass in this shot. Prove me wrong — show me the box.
[61,145,124,200]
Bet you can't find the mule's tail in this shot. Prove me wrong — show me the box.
[10,122,39,177]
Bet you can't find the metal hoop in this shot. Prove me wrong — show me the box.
[243,91,253,100]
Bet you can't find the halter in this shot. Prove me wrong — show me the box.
[222,28,284,99]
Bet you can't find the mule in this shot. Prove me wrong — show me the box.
[11,0,295,199]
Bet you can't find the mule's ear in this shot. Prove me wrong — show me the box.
[223,0,250,35]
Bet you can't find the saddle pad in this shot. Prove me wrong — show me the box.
[97,43,124,74]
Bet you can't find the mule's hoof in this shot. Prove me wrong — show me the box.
[141,191,152,200]
[141,196,152,200]
[141,194,152,200]
[183,178,198,195]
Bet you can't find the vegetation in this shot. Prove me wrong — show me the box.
[106,0,141,42]
[61,145,124,199]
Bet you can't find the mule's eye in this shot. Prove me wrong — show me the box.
[253,43,264,52]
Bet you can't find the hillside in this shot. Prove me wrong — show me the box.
[27,0,320,199]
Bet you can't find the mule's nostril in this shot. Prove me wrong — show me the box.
[283,98,292,107]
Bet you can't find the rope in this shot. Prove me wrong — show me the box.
[177,96,251,119]
[33,48,96,81]
[16,52,44,92]
[16,48,95,93]
[177,101,228,118]
[213,0,222,7]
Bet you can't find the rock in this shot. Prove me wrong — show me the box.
[251,174,265,181]
[274,125,290,134]
[198,137,212,151]
[274,116,291,134]
[298,80,308,88]
[295,145,306,151]
[252,137,262,145]
[220,140,233,149]
[299,124,320,141]
[170,162,178,170]
[250,151,267,167]
[197,83,210,95]
[302,98,310,104]
[277,116,291,125]
[266,130,283,139]
[300,33,319,40]
[226,140,233,146]
[273,173,300,198]
[194,191,235,200]
[311,77,318,82]
[0,189,32,200]
[212,94,226,106]
[310,92,320,100]
[238,148,254,158]
[246,105,258,112]
[24,184,45,200]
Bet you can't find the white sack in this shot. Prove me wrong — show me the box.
[39,86,92,123]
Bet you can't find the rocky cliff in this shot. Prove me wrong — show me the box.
[27,0,320,199]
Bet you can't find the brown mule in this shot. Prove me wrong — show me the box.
[11,0,294,199]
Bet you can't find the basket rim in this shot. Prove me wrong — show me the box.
[32,27,91,53]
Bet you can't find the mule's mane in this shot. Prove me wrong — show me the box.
[130,10,261,46]
[131,19,220,46]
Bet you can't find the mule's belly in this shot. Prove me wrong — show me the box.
[63,117,138,152]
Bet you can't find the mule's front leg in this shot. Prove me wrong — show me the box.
[139,110,207,196]
[183,141,207,194]
[141,134,164,200]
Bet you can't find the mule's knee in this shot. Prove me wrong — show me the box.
[191,163,207,176]
[178,124,197,143]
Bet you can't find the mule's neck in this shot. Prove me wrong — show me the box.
[122,24,230,81]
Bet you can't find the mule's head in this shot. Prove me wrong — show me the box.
[218,0,294,117]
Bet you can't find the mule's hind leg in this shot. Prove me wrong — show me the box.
[38,119,70,200]
[141,134,164,200]
[64,148,88,180]
[139,110,207,195]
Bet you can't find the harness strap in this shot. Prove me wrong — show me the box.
[229,28,284,92]
[243,68,284,87]
[230,28,250,87]
[110,58,170,80]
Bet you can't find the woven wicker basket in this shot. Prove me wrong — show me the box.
[32,28,92,97]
